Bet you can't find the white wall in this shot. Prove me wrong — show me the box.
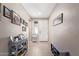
[0,3,1,20]
[0,3,30,55]
[49,3,79,56]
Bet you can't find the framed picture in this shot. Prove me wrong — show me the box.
[22,20,28,26]
[23,20,25,25]
[11,10,21,26]
[22,26,26,31]
[20,18,24,24]
[24,21,28,26]
[53,13,63,26]
[3,5,11,19]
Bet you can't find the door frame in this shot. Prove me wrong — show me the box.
[30,18,49,42]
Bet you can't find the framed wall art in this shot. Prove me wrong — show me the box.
[11,10,21,26]
[53,13,63,26]
[23,20,25,25]
[3,5,11,19]
[22,20,28,26]
[20,18,24,24]
[22,26,26,32]
[24,21,28,26]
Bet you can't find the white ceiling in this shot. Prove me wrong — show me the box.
[22,3,56,18]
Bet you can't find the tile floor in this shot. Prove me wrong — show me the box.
[26,41,53,56]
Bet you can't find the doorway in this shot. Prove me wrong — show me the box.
[31,19,48,42]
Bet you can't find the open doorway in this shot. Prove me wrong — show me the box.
[31,19,48,42]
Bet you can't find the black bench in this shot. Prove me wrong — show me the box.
[51,44,70,56]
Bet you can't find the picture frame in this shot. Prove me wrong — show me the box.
[20,18,24,24]
[22,26,26,31]
[53,13,63,26]
[23,20,25,25]
[20,18,28,26]
[3,5,11,19]
[23,20,28,26]
[24,22,28,26]
[11,10,21,26]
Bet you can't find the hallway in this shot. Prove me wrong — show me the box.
[1,3,79,56]
[27,41,52,56]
